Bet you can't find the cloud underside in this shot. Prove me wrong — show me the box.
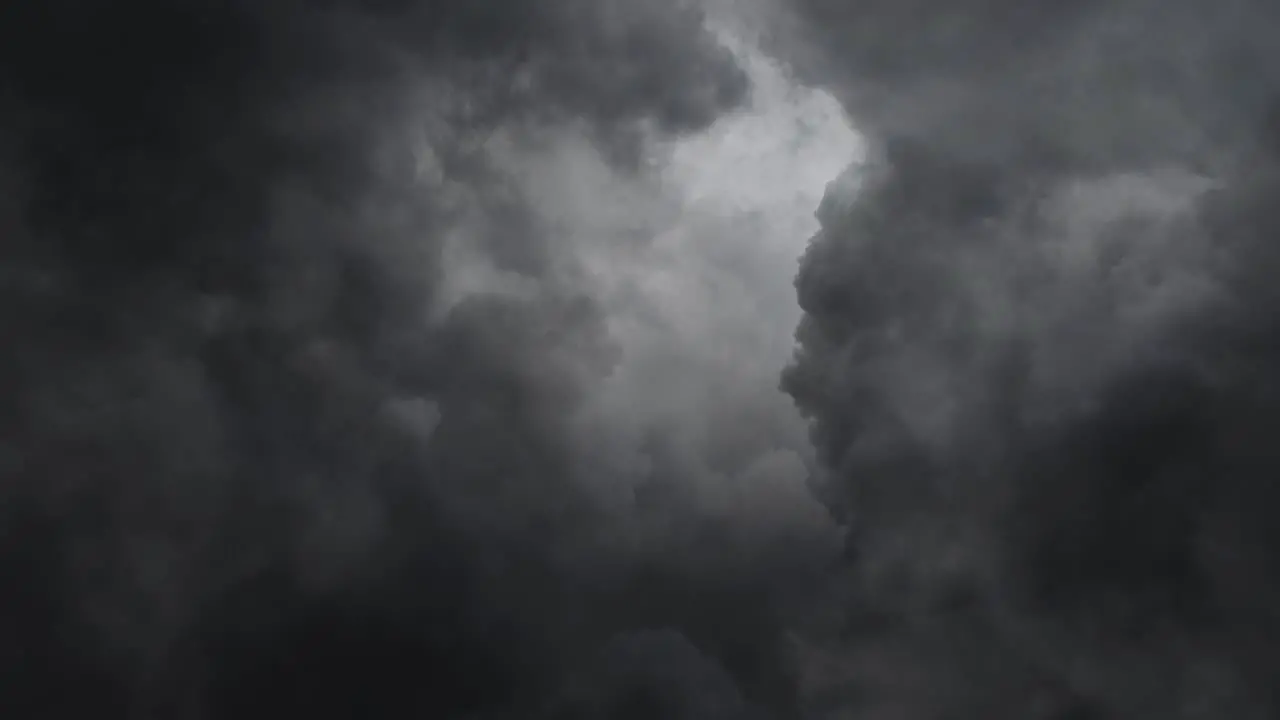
[0,2,823,717]
[6,0,1280,718]
[783,0,1280,717]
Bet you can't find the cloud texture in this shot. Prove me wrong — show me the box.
[9,0,1280,718]
[781,0,1280,717]
[0,1,843,717]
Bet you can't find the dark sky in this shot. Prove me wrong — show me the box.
[783,0,1280,717]
[3,1,1280,718]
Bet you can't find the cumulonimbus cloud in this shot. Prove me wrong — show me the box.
[10,0,1275,718]
[781,0,1280,717]
[0,1,853,718]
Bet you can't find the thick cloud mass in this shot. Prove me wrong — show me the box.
[11,0,1280,718]
[0,1,838,718]
[782,0,1280,717]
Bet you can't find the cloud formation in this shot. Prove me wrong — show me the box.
[0,1,847,717]
[14,0,1275,717]
[782,0,1280,717]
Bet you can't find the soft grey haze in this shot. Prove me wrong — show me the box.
[2,1,1280,718]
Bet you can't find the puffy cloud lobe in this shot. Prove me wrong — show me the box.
[781,0,1280,170]
[0,1,824,718]
[784,0,1280,717]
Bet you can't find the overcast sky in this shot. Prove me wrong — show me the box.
[4,0,1280,718]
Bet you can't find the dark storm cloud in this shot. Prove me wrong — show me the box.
[0,2,813,718]
[781,0,1280,171]
[782,0,1280,717]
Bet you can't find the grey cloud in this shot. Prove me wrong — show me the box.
[0,1,813,718]
[783,0,1280,717]
[781,0,1280,171]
